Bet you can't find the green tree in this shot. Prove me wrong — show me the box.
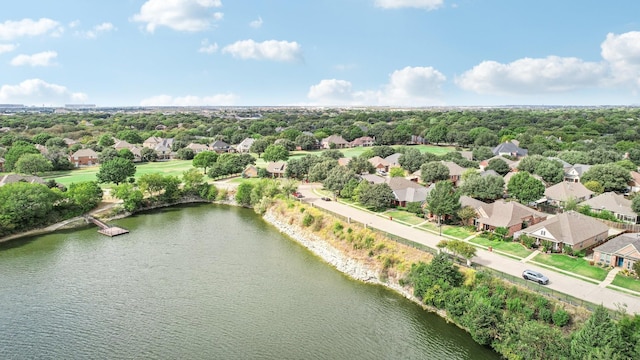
[96,157,136,185]
[472,146,494,161]
[294,133,317,151]
[137,173,167,197]
[457,206,477,226]
[98,134,115,147]
[111,183,143,212]
[14,153,52,175]
[32,132,53,145]
[459,174,504,202]
[308,159,338,182]
[399,148,425,173]
[507,172,545,204]
[581,164,631,193]
[66,181,103,213]
[262,144,289,162]
[117,148,135,161]
[192,151,218,174]
[358,183,394,211]
[632,195,640,216]
[140,147,158,162]
[3,141,40,171]
[427,124,448,144]
[570,305,623,359]
[176,147,195,160]
[535,159,564,185]
[235,182,254,206]
[389,167,405,177]
[426,181,460,227]
[517,154,545,173]
[437,239,477,265]
[98,147,119,163]
[584,180,604,194]
[420,161,449,183]
[323,166,357,194]
[0,182,62,235]
[249,137,272,157]
[347,156,375,174]
[486,158,510,176]
[116,130,143,144]
[321,149,344,160]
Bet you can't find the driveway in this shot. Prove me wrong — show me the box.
[298,183,640,315]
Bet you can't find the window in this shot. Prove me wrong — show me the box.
[540,230,546,236]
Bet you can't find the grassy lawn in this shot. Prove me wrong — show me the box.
[533,253,608,281]
[470,237,533,258]
[611,274,640,293]
[385,210,424,225]
[442,226,474,240]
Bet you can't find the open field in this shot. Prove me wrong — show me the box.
[470,237,533,258]
[533,253,608,281]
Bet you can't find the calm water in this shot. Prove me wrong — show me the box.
[0,204,498,359]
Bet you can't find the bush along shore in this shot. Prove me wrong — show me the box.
[261,197,640,360]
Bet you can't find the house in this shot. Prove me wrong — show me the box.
[628,171,640,193]
[113,140,134,151]
[581,192,638,223]
[384,153,402,169]
[442,161,466,186]
[514,211,609,252]
[460,196,547,237]
[266,161,287,178]
[70,148,99,167]
[360,174,386,184]
[368,156,389,172]
[350,136,375,147]
[564,164,591,183]
[593,233,640,269]
[186,143,210,154]
[543,181,593,207]
[0,174,46,186]
[210,140,231,153]
[387,177,430,207]
[321,134,349,149]
[236,138,255,153]
[143,136,175,159]
[492,141,528,159]
[408,135,427,145]
[143,136,163,149]
[242,165,259,178]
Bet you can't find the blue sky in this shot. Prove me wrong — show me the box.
[1,0,640,107]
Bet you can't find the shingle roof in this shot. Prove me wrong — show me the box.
[593,233,640,260]
[460,196,546,228]
[0,174,46,186]
[386,177,429,203]
[520,211,609,245]
[360,174,386,184]
[442,161,466,176]
[322,134,348,145]
[368,156,388,167]
[71,148,98,157]
[266,161,287,173]
[384,153,402,166]
[581,192,635,217]
[544,181,593,202]
[492,142,528,157]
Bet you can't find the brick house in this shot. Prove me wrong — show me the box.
[70,148,99,167]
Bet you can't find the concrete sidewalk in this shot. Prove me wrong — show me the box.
[299,183,640,314]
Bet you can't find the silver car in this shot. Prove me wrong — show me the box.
[522,270,549,285]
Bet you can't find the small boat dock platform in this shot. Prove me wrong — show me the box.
[84,215,129,237]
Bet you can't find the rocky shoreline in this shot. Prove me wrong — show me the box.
[262,210,432,313]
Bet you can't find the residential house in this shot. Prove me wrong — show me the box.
[350,136,375,147]
[514,211,609,252]
[0,174,46,186]
[143,136,163,149]
[242,165,259,178]
[386,177,430,207]
[210,140,231,153]
[321,134,349,149]
[360,174,386,184]
[384,153,402,169]
[460,151,473,161]
[581,192,639,223]
[186,143,210,154]
[113,140,134,151]
[143,136,174,159]
[408,135,427,145]
[70,148,99,167]
[504,172,545,189]
[236,138,255,153]
[442,161,466,186]
[593,233,640,270]
[266,161,287,178]
[368,156,389,172]
[628,171,640,193]
[492,141,528,159]
[564,164,591,183]
[460,196,547,237]
[543,181,593,207]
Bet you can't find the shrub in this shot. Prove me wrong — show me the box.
[520,235,536,249]
[552,309,571,327]
[539,308,553,323]
[333,221,344,234]
[302,213,314,227]
[312,215,325,231]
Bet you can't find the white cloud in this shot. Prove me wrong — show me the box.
[601,31,640,87]
[68,20,80,29]
[334,63,357,71]
[0,43,17,54]
[75,22,116,39]
[456,56,607,95]
[198,39,218,53]
[10,51,58,67]
[374,0,444,10]
[249,16,263,28]
[0,18,63,40]
[0,79,87,106]
[222,39,302,62]
[140,93,237,106]
[132,0,223,33]
[308,66,446,106]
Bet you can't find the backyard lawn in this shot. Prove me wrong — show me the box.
[470,237,533,259]
[611,274,640,293]
[533,253,609,281]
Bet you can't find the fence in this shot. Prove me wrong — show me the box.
[309,202,612,314]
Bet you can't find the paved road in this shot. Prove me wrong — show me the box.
[298,183,640,314]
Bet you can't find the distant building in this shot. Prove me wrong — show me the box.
[492,141,528,159]
[70,148,99,167]
[0,174,46,186]
[321,134,349,149]
[236,138,255,153]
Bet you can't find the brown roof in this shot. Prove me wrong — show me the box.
[442,161,466,176]
[519,211,609,245]
[266,161,287,174]
[460,196,546,228]
[71,148,98,158]
[581,192,635,218]
[593,233,640,260]
[322,134,348,145]
[544,181,593,202]
[386,177,430,203]
[368,156,388,167]
[0,174,46,186]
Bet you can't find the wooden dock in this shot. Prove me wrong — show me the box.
[84,216,129,237]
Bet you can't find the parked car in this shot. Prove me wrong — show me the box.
[292,191,304,198]
[321,197,331,201]
[522,269,549,285]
